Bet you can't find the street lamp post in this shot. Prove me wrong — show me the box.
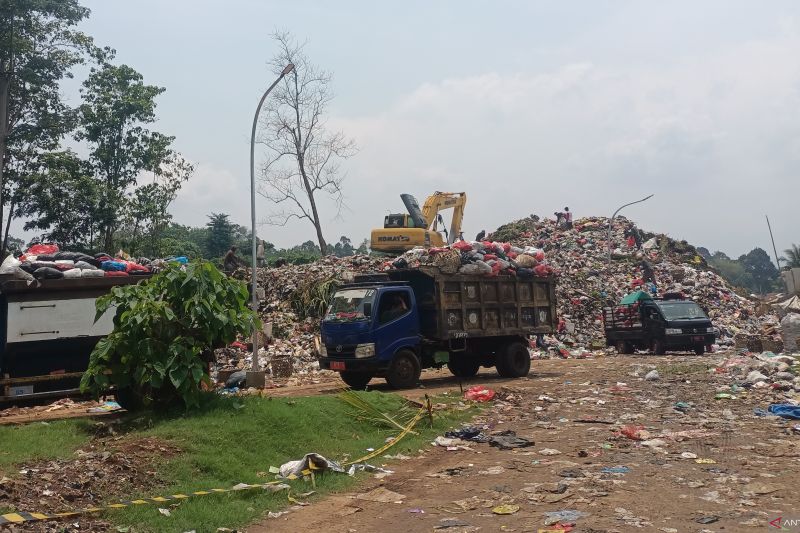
[249,63,294,380]
[607,194,654,266]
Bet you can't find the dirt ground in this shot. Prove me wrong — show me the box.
[249,353,799,533]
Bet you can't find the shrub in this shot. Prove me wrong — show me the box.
[80,261,259,408]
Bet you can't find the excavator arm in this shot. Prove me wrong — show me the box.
[421,192,467,244]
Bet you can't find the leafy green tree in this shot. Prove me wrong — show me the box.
[77,59,175,251]
[0,0,94,253]
[784,244,800,268]
[332,235,354,257]
[118,153,193,257]
[81,261,259,409]
[206,213,234,258]
[737,247,778,293]
[356,238,369,255]
[19,150,101,249]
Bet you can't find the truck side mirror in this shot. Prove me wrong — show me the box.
[363,302,372,317]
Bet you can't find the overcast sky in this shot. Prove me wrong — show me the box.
[25,0,799,260]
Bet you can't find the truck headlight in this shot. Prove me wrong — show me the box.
[354,343,375,358]
[665,328,682,335]
[318,342,327,357]
[706,327,716,335]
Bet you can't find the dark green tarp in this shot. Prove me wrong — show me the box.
[620,291,652,305]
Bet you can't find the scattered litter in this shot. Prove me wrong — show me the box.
[695,458,717,464]
[158,508,171,517]
[601,466,630,474]
[680,452,698,459]
[768,404,800,420]
[464,386,496,402]
[543,510,588,525]
[539,448,562,456]
[492,504,520,515]
[435,518,472,529]
[644,370,660,381]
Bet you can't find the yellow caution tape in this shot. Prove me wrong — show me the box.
[0,481,286,525]
[2,402,430,525]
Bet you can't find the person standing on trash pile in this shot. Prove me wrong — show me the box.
[256,239,266,267]
[223,245,244,273]
[640,259,656,285]
[563,207,573,229]
[475,229,486,241]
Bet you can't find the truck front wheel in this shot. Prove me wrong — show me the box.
[447,356,480,378]
[386,349,421,389]
[340,371,372,390]
[652,339,666,355]
[496,342,531,378]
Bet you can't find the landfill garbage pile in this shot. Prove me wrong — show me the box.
[218,255,383,384]
[216,214,785,381]
[716,350,800,393]
[489,215,780,350]
[0,243,188,281]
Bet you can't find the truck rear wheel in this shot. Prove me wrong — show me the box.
[496,342,531,378]
[693,345,705,355]
[447,356,480,378]
[340,371,372,390]
[615,340,634,355]
[386,349,421,389]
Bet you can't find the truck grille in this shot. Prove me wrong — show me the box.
[682,327,706,334]
[325,344,357,358]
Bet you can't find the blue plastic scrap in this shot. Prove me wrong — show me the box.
[767,404,800,420]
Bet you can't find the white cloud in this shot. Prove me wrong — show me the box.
[322,26,800,257]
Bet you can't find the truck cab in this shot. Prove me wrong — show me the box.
[604,293,716,355]
[318,282,422,389]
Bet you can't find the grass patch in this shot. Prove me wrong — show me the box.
[656,361,712,378]
[0,419,91,473]
[2,391,475,532]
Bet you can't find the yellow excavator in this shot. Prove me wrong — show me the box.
[370,192,467,254]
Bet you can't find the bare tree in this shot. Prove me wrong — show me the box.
[258,31,356,254]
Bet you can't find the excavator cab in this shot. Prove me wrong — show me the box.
[370,192,466,254]
[383,214,416,229]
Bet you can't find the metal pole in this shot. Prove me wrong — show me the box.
[765,215,782,270]
[607,194,654,266]
[249,63,294,373]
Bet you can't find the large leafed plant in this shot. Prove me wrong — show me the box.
[81,261,259,408]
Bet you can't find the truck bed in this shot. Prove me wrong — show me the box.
[386,267,556,340]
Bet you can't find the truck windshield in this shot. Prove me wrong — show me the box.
[324,288,376,322]
[656,301,707,320]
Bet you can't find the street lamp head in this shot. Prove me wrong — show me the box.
[282,63,295,76]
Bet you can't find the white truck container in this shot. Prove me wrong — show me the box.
[0,276,146,401]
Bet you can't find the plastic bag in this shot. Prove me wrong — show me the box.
[74,260,98,270]
[81,269,105,278]
[63,268,82,279]
[33,267,64,280]
[27,243,59,256]
[515,254,537,268]
[452,241,473,252]
[101,260,127,272]
[464,385,495,402]
[458,264,482,274]
[104,271,129,277]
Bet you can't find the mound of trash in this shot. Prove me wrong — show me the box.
[216,215,784,381]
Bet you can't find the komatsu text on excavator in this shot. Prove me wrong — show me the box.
[370,192,467,253]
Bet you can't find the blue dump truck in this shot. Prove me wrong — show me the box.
[317,267,557,389]
[603,292,716,355]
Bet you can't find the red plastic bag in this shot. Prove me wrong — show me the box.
[452,241,473,252]
[104,271,129,277]
[618,424,650,440]
[483,253,498,261]
[27,243,59,256]
[464,385,495,402]
[125,261,149,273]
[533,264,553,277]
